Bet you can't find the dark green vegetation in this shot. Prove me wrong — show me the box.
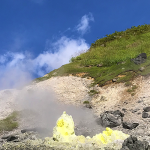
[83,101,90,104]
[35,24,150,86]
[88,90,99,96]
[0,111,19,132]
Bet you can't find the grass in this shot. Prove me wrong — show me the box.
[88,90,99,96]
[83,101,90,104]
[126,85,138,96]
[34,24,150,87]
[124,81,132,87]
[0,111,19,132]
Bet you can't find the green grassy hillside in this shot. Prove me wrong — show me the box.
[35,24,150,86]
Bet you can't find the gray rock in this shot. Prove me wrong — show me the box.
[112,78,117,82]
[2,135,19,142]
[131,53,147,65]
[99,110,124,127]
[97,64,103,67]
[132,108,140,113]
[143,107,150,112]
[122,108,127,112]
[121,135,150,150]
[137,100,143,103]
[142,112,149,118]
[122,122,139,130]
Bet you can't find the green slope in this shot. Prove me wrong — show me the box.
[35,24,150,86]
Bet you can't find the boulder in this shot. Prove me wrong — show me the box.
[143,106,150,112]
[2,135,19,142]
[142,112,149,118]
[122,122,139,130]
[131,53,147,65]
[99,110,124,127]
[121,135,150,150]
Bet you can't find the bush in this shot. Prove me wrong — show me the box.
[132,85,138,90]
[88,90,99,96]
[83,101,90,104]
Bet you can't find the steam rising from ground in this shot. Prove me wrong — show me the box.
[15,88,105,137]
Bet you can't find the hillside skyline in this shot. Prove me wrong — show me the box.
[0,0,150,89]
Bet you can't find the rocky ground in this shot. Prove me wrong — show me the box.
[0,75,150,149]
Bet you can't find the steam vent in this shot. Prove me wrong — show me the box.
[44,111,129,148]
[52,111,129,143]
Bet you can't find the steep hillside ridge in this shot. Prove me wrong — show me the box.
[36,24,150,88]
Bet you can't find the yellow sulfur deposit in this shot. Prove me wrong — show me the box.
[53,111,76,142]
[52,111,129,145]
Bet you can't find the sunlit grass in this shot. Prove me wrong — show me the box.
[35,24,150,86]
[0,111,19,132]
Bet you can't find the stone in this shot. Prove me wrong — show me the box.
[21,127,49,135]
[139,67,145,72]
[131,53,147,65]
[112,78,117,82]
[143,106,150,112]
[21,128,37,133]
[122,122,139,130]
[137,100,143,103]
[99,110,124,127]
[2,135,19,142]
[121,135,150,150]
[142,112,149,118]
[122,108,127,112]
[97,64,103,67]
[132,108,140,113]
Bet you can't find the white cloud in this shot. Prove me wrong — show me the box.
[76,13,94,35]
[0,13,94,90]
[8,53,25,67]
[33,36,89,76]
[0,36,89,90]
[0,55,6,63]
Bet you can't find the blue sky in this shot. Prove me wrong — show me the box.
[0,0,150,89]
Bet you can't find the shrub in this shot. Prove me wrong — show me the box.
[88,90,99,96]
[125,81,132,87]
[131,93,135,96]
[127,89,133,93]
[83,101,90,104]
[132,85,138,90]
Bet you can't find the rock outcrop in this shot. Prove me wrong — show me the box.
[131,53,147,65]
[121,135,150,150]
[99,110,124,128]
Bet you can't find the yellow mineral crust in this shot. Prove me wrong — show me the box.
[52,111,129,145]
[53,111,76,142]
